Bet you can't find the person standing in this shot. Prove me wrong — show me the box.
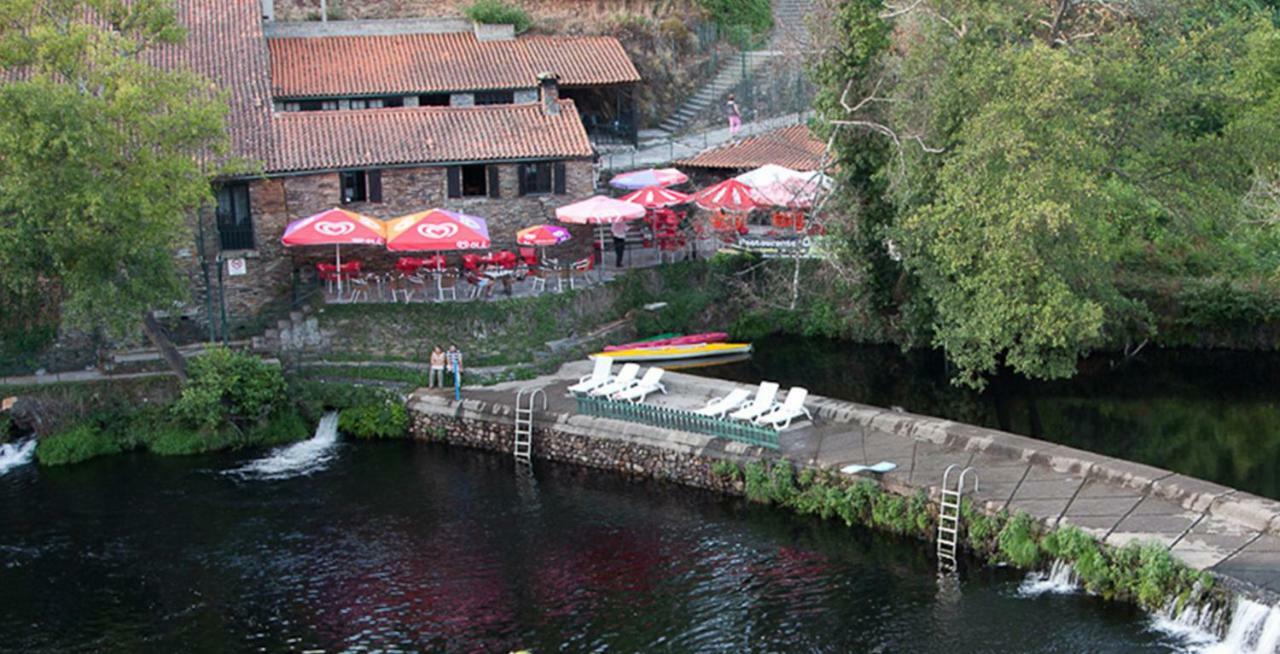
[428,345,445,388]
[611,219,628,268]
[446,344,463,400]
[726,94,742,137]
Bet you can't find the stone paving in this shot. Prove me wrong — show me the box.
[412,359,1280,602]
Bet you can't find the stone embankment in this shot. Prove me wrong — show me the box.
[408,360,1280,604]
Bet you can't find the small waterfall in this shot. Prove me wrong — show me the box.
[226,412,340,481]
[1208,598,1280,654]
[0,438,37,475]
[1017,559,1080,597]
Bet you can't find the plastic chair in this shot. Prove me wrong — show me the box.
[519,248,539,266]
[436,273,459,301]
[461,254,482,272]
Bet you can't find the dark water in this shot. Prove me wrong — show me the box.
[0,441,1190,653]
[698,336,1280,500]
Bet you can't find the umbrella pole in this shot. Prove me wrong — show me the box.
[335,243,343,297]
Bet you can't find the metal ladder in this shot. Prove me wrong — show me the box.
[513,388,546,463]
[937,464,979,572]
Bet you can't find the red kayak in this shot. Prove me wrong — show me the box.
[604,332,729,352]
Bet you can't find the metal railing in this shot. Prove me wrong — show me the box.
[574,394,780,450]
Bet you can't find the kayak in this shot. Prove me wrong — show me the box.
[592,342,752,362]
[604,332,729,352]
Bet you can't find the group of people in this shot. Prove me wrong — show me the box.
[427,344,463,388]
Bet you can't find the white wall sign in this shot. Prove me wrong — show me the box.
[226,258,247,276]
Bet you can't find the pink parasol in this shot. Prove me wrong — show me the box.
[694,178,762,212]
[281,208,386,294]
[555,195,647,224]
[516,224,573,246]
[384,209,490,252]
[620,185,693,208]
[608,167,689,190]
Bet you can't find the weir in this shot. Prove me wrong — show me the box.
[407,360,1280,614]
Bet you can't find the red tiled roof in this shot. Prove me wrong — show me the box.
[269,100,593,173]
[677,125,827,171]
[267,33,640,98]
[149,1,275,165]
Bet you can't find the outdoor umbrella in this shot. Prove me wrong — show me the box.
[619,185,693,208]
[517,224,573,266]
[608,167,689,190]
[384,209,490,252]
[281,207,386,294]
[694,178,762,213]
[555,195,647,272]
[734,164,808,188]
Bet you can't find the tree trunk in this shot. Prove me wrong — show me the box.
[141,311,187,381]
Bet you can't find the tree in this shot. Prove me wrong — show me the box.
[0,0,232,379]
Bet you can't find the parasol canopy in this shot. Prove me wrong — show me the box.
[516,224,573,246]
[608,167,689,190]
[281,208,386,246]
[694,178,762,212]
[385,209,490,252]
[620,185,693,208]
[734,164,809,189]
[555,195,647,224]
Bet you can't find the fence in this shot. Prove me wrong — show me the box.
[574,393,780,449]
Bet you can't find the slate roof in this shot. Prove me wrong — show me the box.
[677,125,827,171]
[267,33,640,98]
[269,101,593,173]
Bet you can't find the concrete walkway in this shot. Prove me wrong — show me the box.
[602,111,812,173]
[409,360,1280,603]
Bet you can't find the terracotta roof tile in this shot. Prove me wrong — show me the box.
[267,33,640,98]
[268,100,593,173]
[677,125,827,171]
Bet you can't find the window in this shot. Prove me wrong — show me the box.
[340,169,382,204]
[294,99,337,112]
[518,162,568,196]
[350,96,404,109]
[215,183,254,251]
[474,90,514,106]
[449,164,494,198]
[419,93,450,106]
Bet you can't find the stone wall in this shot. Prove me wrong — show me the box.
[194,158,596,324]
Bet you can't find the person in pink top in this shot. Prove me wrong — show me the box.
[726,94,742,136]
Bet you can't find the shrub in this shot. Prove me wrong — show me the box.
[743,460,770,502]
[339,401,409,439]
[997,512,1041,568]
[906,491,933,538]
[871,493,908,534]
[838,481,880,527]
[766,460,799,506]
[696,0,773,45]
[710,459,741,481]
[36,424,122,465]
[147,426,231,456]
[172,348,286,431]
[464,0,532,33]
[246,408,312,447]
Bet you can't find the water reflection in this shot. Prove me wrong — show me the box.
[699,337,1280,499]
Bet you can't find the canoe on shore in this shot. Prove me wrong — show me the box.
[591,342,752,362]
[603,332,729,352]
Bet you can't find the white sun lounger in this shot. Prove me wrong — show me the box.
[695,388,752,418]
[589,363,640,397]
[612,367,667,403]
[841,461,898,475]
[729,381,780,422]
[568,356,613,394]
[755,387,813,430]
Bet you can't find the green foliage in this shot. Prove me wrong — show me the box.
[35,424,122,466]
[0,413,11,441]
[145,425,231,456]
[172,348,286,431]
[696,0,773,45]
[463,0,532,33]
[0,0,234,340]
[870,493,908,534]
[743,460,770,503]
[338,401,409,440]
[997,512,1041,568]
[289,380,399,421]
[766,460,799,506]
[710,459,742,481]
[245,408,311,447]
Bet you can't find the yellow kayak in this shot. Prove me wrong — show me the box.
[590,342,753,362]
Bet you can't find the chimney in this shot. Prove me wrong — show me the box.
[538,72,560,116]
[260,0,274,21]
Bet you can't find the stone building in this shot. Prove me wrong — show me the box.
[151,0,641,326]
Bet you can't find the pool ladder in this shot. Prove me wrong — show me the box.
[937,465,979,572]
[514,388,546,463]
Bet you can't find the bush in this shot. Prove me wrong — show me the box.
[172,348,286,431]
[146,426,231,456]
[245,407,312,447]
[997,512,1041,568]
[710,459,741,481]
[339,401,409,439]
[35,423,122,465]
[743,460,770,502]
[696,0,773,44]
[464,0,532,33]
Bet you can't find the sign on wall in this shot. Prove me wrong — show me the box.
[226,257,247,276]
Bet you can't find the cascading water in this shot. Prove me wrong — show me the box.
[226,412,340,480]
[1206,598,1280,654]
[0,438,36,475]
[1017,559,1079,597]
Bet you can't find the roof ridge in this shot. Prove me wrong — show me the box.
[271,98,577,120]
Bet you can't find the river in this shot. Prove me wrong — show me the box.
[0,436,1202,652]
[696,337,1280,500]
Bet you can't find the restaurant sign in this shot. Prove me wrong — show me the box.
[731,235,828,259]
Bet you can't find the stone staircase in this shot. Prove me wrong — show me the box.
[770,0,815,50]
[650,50,781,139]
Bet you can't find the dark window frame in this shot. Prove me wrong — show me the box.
[518,162,553,196]
[474,90,515,106]
[459,164,488,197]
[340,169,382,204]
[419,93,450,106]
[214,182,254,251]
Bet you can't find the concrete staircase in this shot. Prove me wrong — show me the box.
[770,0,815,50]
[651,50,780,139]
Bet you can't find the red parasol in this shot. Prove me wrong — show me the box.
[694,178,762,212]
[620,185,693,208]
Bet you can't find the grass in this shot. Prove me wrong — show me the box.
[35,424,123,465]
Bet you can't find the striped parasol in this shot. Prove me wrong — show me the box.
[694,178,762,212]
[620,185,693,208]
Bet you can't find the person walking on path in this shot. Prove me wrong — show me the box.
[726,94,742,137]
[428,345,446,388]
[446,345,463,401]
[611,219,628,268]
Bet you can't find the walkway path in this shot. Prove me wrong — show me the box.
[602,111,812,172]
[409,361,1280,603]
